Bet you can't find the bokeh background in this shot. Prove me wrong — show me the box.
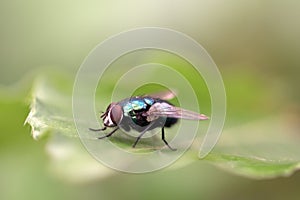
[1,0,300,199]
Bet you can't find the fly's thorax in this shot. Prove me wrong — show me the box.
[122,97,154,117]
[102,103,123,127]
[119,97,162,128]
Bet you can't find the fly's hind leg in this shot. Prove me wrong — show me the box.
[161,127,177,151]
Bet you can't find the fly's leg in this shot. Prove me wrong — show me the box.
[132,129,148,148]
[97,127,119,139]
[89,127,119,139]
[89,127,107,131]
[161,127,177,151]
[132,123,153,148]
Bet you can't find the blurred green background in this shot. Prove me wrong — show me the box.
[1,0,300,200]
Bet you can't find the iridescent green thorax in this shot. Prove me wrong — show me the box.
[121,97,156,126]
[122,97,155,116]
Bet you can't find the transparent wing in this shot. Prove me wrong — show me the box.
[145,90,177,100]
[144,102,209,121]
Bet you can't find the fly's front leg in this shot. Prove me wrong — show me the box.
[97,127,119,139]
[89,127,107,131]
[89,127,119,139]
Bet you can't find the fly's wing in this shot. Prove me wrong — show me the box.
[145,90,177,100]
[144,102,209,121]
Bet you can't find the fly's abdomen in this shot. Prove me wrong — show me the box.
[164,117,178,127]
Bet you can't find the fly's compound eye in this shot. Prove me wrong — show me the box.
[110,104,123,125]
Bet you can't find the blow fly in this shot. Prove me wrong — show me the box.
[89,91,208,150]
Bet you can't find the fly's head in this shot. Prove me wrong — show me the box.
[101,103,123,127]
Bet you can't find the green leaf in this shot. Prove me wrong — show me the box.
[204,153,300,179]
[25,71,300,182]
[206,116,300,179]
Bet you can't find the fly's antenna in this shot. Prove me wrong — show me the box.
[100,110,107,118]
